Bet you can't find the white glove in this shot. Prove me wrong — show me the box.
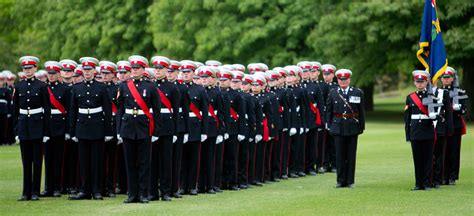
[65,133,70,140]
[325,123,330,131]
[249,138,254,142]
[105,136,113,142]
[283,128,288,132]
[7,114,11,118]
[216,135,223,144]
[201,134,207,142]
[15,136,19,143]
[173,136,178,143]
[269,137,272,141]
[453,104,461,111]
[255,135,262,143]
[290,128,297,136]
[152,136,159,142]
[429,113,437,120]
[299,128,304,134]
[183,134,189,144]
[43,136,50,143]
[117,135,123,144]
[72,137,78,142]
[238,135,245,142]
[224,133,229,140]
[305,128,309,133]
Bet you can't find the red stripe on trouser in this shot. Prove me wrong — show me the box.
[196,143,202,186]
[268,141,273,178]
[279,133,283,176]
[303,135,307,171]
[113,146,118,192]
[322,131,327,167]
[287,137,291,173]
[60,140,67,190]
[262,142,267,181]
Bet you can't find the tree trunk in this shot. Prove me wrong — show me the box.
[461,57,473,121]
[361,82,374,111]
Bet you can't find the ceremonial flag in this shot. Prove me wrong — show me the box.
[416,0,448,83]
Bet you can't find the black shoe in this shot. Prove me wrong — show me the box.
[139,196,149,203]
[93,193,103,200]
[230,185,240,191]
[239,184,248,189]
[31,195,40,201]
[161,195,172,201]
[123,197,138,203]
[280,175,289,179]
[40,191,53,197]
[270,178,280,182]
[108,192,116,198]
[189,189,198,195]
[317,167,326,173]
[331,168,337,173]
[17,195,29,201]
[69,192,91,200]
[308,171,317,176]
[53,191,61,197]
[424,186,432,191]
[449,179,456,185]
[213,187,223,193]
[172,192,183,198]
[411,186,423,191]
[433,184,441,189]
[297,172,306,177]
[207,189,216,194]
[347,184,354,189]
[336,183,344,188]
[255,181,264,186]
[148,195,160,201]
[69,189,77,196]
[289,173,299,178]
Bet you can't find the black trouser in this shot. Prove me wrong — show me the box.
[0,114,7,144]
[199,136,216,191]
[44,136,65,193]
[280,131,290,176]
[223,135,239,187]
[289,133,305,174]
[116,143,127,194]
[316,129,326,170]
[180,140,201,192]
[20,139,43,196]
[255,140,266,182]
[324,131,336,170]
[334,135,358,186]
[62,139,79,193]
[103,139,117,194]
[171,134,184,194]
[78,139,104,195]
[248,139,257,184]
[305,128,319,173]
[123,138,151,199]
[150,135,173,197]
[433,136,447,186]
[238,139,249,185]
[271,135,281,179]
[214,141,224,188]
[444,130,463,182]
[410,139,434,188]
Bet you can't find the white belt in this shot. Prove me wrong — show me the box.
[208,110,218,116]
[0,99,7,104]
[189,112,202,118]
[125,108,153,115]
[161,107,182,114]
[19,108,44,115]
[411,114,430,120]
[78,107,103,114]
[51,109,63,115]
[245,114,248,119]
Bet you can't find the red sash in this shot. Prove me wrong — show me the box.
[230,107,239,121]
[263,117,269,142]
[111,103,117,114]
[208,104,219,128]
[459,115,467,135]
[309,102,322,126]
[47,87,66,114]
[157,88,172,113]
[127,80,154,136]
[189,102,202,120]
[409,93,428,115]
[279,105,283,113]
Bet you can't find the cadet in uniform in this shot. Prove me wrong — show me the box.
[240,74,257,187]
[14,56,51,201]
[404,70,436,190]
[116,55,161,203]
[149,56,179,201]
[0,72,12,145]
[321,64,338,173]
[69,57,113,200]
[42,61,70,198]
[326,69,365,188]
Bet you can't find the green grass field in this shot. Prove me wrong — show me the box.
[0,90,472,215]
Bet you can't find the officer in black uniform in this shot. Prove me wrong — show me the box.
[404,70,436,190]
[41,61,70,198]
[14,56,51,201]
[179,60,209,196]
[116,55,161,204]
[98,60,119,197]
[149,56,179,201]
[440,66,468,185]
[432,77,453,188]
[167,60,190,198]
[321,64,338,173]
[0,72,12,145]
[69,57,113,200]
[326,69,365,188]
[239,74,257,188]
